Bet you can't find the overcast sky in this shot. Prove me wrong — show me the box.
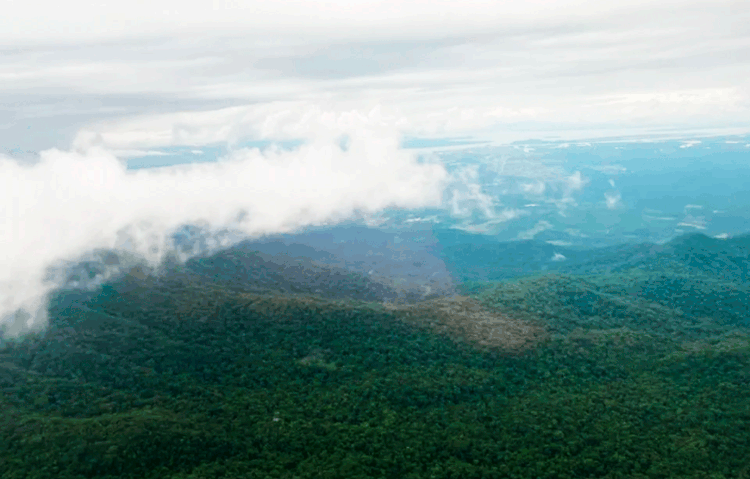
[1,0,749,335]
[2,0,748,152]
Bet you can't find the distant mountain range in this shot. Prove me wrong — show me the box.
[44,227,750,336]
[438,231,750,284]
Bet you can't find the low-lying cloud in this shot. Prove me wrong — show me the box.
[1,109,449,337]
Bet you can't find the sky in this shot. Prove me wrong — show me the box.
[1,0,749,336]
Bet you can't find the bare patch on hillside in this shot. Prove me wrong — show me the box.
[382,295,547,353]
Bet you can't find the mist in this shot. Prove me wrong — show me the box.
[1,109,449,337]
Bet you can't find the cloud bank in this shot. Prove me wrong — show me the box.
[2,0,748,153]
[1,109,448,337]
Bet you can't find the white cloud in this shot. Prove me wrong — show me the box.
[605,191,622,209]
[565,171,587,192]
[678,213,707,230]
[518,220,552,240]
[565,228,588,238]
[2,0,718,45]
[677,221,707,230]
[590,164,627,174]
[521,181,547,196]
[446,164,499,220]
[71,102,406,152]
[1,1,748,153]
[110,149,174,158]
[546,240,572,246]
[1,115,448,336]
[643,214,677,222]
[451,208,526,234]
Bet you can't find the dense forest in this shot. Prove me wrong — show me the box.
[1,233,749,478]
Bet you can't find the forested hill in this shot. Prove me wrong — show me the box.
[176,242,458,305]
[440,231,750,283]
[1,234,749,478]
[454,232,750,331]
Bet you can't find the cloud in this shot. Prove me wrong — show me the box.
[565,171,588,192]
[446,164,498,219]
[518,220,553,240]
[1,111,449,337]
[110,149,174,157]
[605,191,623,210]
[451,208,527,234]
[71,102,409,152]
[589,164,628,175]
[678,215,707,230]
[2,1,749,153]
[522,181,547,196]
[546,240,572,246]
[3,0,719,45]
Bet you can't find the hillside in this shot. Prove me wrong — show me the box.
[442,232,750,282]
[1,236,750,478]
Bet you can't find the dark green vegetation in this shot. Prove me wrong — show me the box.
[2,233,750,478]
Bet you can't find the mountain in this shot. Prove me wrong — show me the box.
[2,232,750,477]
[440,232,750,283]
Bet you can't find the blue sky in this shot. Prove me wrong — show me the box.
[1,0,749,333]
